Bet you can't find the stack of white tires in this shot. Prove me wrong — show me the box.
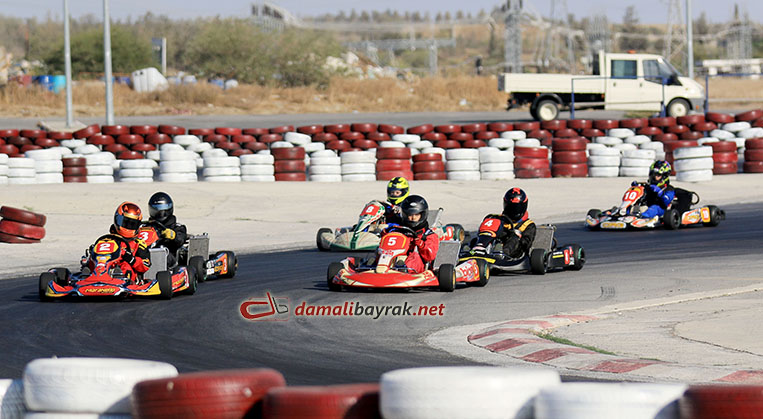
[7,157,36,185]
[25,149,63,184]
[85,152,115,184]
[0,379,24,417]
[341,150,376,182]
[674,146,714,182]
[158,144,198,183]
[587,144,621,178]
[202,152,241,182]
[118,159,156,183]
[307,150,341,182]
[479,147,515,180]
[0,154,8,184]
[445,149,481,180]
[619,149,656,178]
[240,153,275,182]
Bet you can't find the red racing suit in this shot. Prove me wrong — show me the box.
[109,225,151,276]
[404,225,440,274]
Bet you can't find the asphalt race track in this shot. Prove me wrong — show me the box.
[1,203,761,384]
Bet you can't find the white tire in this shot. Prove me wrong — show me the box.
[734,138,747,148]
[159,150,195,161]
[73,144,100,155]
[594,136,623,146]
[241,165,275,176]
[0,379,24,419]
[480,171,515,180]
[588,166,620,177]
[655,151,666,160]
[35,173,64,184]
[586,143,607,151]
[588,147,620,156]
[480,150,513,163]
[309,165,341,175]
[309,174,343,182]
[623,149,656,160]
[446,160,480,171]
[257,150,271,155]
[608,128,635,139]
[619,166,649,177]
[0,176,7,184]
[310,150,337,158]
[0,165,7,176]
[24,357,177,414]
[515,138,541,148]
[241,175,275,182]
[204,175,242,182]
[203,156,240,168]
[381,366,560,419]
[445,149,479,161]
[674,157,714,171]
[640,142,664,152]
[284,132,311,145]
[304,142,325,153]
[421,147,446,158]
[0,154,8,164]
[118,168,154,178]
[738,127,763,139]
[158,172,198,182]
[341,174,376,182]
[587,156,620,167]
[535,382,686,419]
[480,162,514,172]
[446,171,481,180]
[172,134,201,146]
[409,141,434,150]
[121,159,157,169]
[340,151,376,164]
[487,138,515,149]
[620,158,653,168]
[8,177,36,184]
[341,163,376,175]
[85,165,114,176]
[240,154,274,165]
[410,148,420,157]
[613,143,637,153]
[86,175,114,183]
[34,160,63,173]
[721,121,751,133]
[159,160,196,173]
[25,149,59,161]
[146,150,161,161]
[112,160,122,171]
[500,130,526,140]
[709,129,735,140]
[51,146,73,157]
[391,134,420,144]
[187,142,213,153]
[270,141,293,148]
[623,135,651,145]
[8,167,35,178]
[310,156,342,166]
[696,137,719,146]
[160,143,184,152]
[379,141,405,148]
[61,139,86,149]
[201,149,228,159]
[674,146,713,159]
[8,158,35,169]
[203,167,241,177]
[119,177,154,183]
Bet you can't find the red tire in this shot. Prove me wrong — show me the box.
[713,151,738,164]
[755,118,763,128]
[63,166,88,176]
[215,127,242,136]
[487,122,513,132]
[376,159,411,171]
[414,171,447,180]
[434,124,460,134]
[691,121,717,132]
[552,138,587,151]
[275,172,307,181]
[514,146,549,159]
[376,170,414,181]
[263,383,380,419]
[215,142,241,151]
[434,140,461,149]
[514,157,549,170]
[514,121,540,131]
[104,144,129,154]
[744,161,763,173]
[461,123,487,133]
[351,123,377,133]
[745,138,763,149]
[680,131,703,141]
[297,125,323,135]
[73,124,100,139]
[552,163,588,177]
[189,128,215,137]
[272,147,306,160]
[0,206,46,226]
[20,129,45,139]
[681,385,763,419]
[552,128,578,138]
[713,161,738,174]
[101,125,129,136]
[324,124,351,134]
[7,137,31,147]
[515,168,551,178]
[664,140,699,152]
[710,141,737,153]
[462,140,487,149]
[407,124,434,135]
[62,157,86,167]
[653,133,678,143]
[705,112,735,124]
[87,134,115,146]
[541,120,566,131]
[736,109,763,121]
[132,369,285,419]
[568,119,593,130]
[146,133,172,145]
[20,145,42,153]
[593,119,619,130]
[475,131,499,140]
[376,148,411,160]
[47,131,73,140]
[257,134,282,144]
[648,116,676,127]
[0,219,45,240]
[0,129,19,138]
[326,140,352,152]
[413,160,445,172]
[131,125,158,135]
[0,231,41,243]
[118,151,144,160]
[677,114,705,125]
[367,132,390,142]
[744,149,763,161]
[619,118,647,129]
[131,143,156,152]
[448,132,473,142]
[552,151,587,164]
[269,125,294,134]
[229,134,255,144]
[158,125,186,136]
[35,138,59,148]
[312,133,338,143]
[243,128,269,137]
[64,176,87,183]
[245,142,268,152]
[204,134,227,144]
[274,160,306,173]
[116,134,144,145]
[581,128,604,138]
[666,125,689,134]
[340,131,365,142]
[422,132,447,142]
[231,149,253,156]
[352,139,378,150]
[413,153,443,162]
[378,124,404,135]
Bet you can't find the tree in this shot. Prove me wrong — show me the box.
[619,5,648,51]
[694,12,709,35]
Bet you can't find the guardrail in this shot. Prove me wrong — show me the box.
[570,75,671,120]
[703,72,763,114]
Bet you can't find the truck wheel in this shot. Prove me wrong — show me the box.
[536,100,559,121]
[530,249,547,275]
[529,104,539,120]
[667,99,691,118]
[437,264,456,292]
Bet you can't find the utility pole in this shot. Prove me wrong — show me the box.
[686,0,694,78]
[63,0,73,127]
[504,0,523,73]
[103,0,114,125]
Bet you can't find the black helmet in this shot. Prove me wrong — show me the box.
[502,187,528,223]
[400,195,429,230]
[148,192,174,224]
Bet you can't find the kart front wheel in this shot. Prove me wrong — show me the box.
[530,249,547,275]
[39,272,55,302]
[327,262,343,292]
[705,205,724,227]
[189,256,206,283]
[157,271,173,300]
[664,208,680,230]
[218,251,237,279]
[566,244,585,271]
[317,228,332,251]
[438,264,456,292]
[51,267,71,286]
[474,259,490,287]
[587,209,601,219]
[184,266,198,295]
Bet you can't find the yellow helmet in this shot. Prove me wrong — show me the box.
[386,176,410,205]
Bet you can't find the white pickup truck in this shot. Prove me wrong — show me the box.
[498,51,705,121]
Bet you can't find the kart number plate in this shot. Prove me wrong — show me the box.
[601,221,626,229]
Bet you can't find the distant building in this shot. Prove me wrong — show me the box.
[251,2,302,30]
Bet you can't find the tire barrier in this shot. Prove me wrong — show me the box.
[674,145,714,182]
[412,152,447,181]
[118,159,156,183]
[7,157,36,185]
[25,149,63,185]
[263,383,381,419]
[241,153,276,182]
[342,150,377,182]
[681,385,763,418]
[445,148,480,180]
[376,146,411,181]
[0,153,7,184]
[0,205,46,243]
[273,146,306,182]
[85,152,116,184]
[551,138,587,178]
[514,146,551,178]
[744,138,763,173]
[478,147,514,180]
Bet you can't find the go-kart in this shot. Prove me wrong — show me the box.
[327,225,487,292]
[458,222,585,275]
[39,234,189,301]
[586,182,725,230]
[138,221,237,282]
[317,200,468,252]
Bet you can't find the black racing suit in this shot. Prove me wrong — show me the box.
[472,213,537,259]
[149,215,188,259]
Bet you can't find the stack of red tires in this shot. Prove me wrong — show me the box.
[272,147,306,181]
[744,138,763,173]
[412,153,446,180]
[0,206,46,243]
[375,147,412,181]
[551,138,588,177]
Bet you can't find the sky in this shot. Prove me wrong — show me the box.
[0,0,760,24]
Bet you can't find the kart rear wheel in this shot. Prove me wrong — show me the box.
[664,208,680,230]
[189,256,206,283]
[705,205,724,227]
[157,271,173,300]
[327,262,343,291]
[587,209,601,219]
[530,249,547,275]
[447,224,466,242]
[438,264,456,292]
[474,259,490,287]
[566,245,585,271]
[316,228,332,251]
[218,251,237,278]
[184,267,198,295]
[39,272,54,301]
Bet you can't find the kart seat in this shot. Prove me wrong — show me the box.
[672,188,698,214]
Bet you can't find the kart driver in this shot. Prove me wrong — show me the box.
[383,176,409,224]
[631,160,676,221]
[147,191,188,258]
[470,187,537,259]
[396,194,439,274]
[89,201,151,277]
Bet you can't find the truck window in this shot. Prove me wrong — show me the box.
[644,58,682,85]
[644,60,662,83]
[611,60,637,79]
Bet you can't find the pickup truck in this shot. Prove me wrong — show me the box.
[498,51,705,121]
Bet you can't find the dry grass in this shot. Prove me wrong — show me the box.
[1,75,762,118]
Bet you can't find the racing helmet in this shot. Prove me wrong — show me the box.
[386,176,410,205]
[148,191,174,223]
[649,160,671,188]
[113,201,142,238]
[400,195,429,230]
[502,187,528,223]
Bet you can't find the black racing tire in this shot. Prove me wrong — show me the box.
[474,259,490,287]
[447,224,466,242]
[39,272,55,301]
[664,208,680,230]
[157,271,173,300]
[567,244,585,271]
[327,262,344,291]
[218,251,237,279]
[705,205,723,227]
[317,228,332,251]
[530,249,547,275]
[666,98,691,118]
[189,255,206,283]
[51,267,71,286]
[184,266,198,295]
[587,209,601,219]
[438,264,456,292]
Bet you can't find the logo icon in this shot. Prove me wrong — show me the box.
[240,292,289,321]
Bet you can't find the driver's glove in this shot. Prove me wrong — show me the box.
[122,252,136,265]
[649,184,664,196]
[161,229,176,240]
[631,181,640,187]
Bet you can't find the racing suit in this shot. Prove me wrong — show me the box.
[382,202,403,225]
[149,215,188,256]
[404,223,440,274]
[472,213,537,259]
[104,225,151,276]
[639,183,675,219]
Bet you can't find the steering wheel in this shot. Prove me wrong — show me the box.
[385,224,417,237]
